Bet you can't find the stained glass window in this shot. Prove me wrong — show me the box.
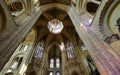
[34,42,44,59]
[50,58,54,68]
[66,42,75,59]
[56,58,60,68]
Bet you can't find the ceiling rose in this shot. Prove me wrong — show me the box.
[48,19,64,34]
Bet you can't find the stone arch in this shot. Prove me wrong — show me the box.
[28,71,37,75]
[40,3,69,13]
[46,42,60,53]
[48,44,61,59]
[14,53,24,58]
[8,55,24,71]
[47,42,62,75]
[99,0,120,42]
[47,42,62,62]
[106,2,120,36]
[71,71,79,75]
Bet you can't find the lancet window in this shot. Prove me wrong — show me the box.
[49,58,61,75]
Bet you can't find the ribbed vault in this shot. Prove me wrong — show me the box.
[34,8,81,49]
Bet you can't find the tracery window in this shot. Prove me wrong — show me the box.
[49,58,61,75]
[7,57,23,73]
[34,42,44,59]
[56,58,60,68]
[66,42,75,59]
[50,58,54,68]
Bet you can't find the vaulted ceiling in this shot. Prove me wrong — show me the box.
[34,8,81,48]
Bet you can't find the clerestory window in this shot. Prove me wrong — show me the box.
[66,42,75,59]
[34,41,44,59]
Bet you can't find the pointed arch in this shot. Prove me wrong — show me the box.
[71,71,79,75]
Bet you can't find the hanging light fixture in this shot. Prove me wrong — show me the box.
[48,19,64,34]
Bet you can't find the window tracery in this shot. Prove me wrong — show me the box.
[49,58,61,75]
[34,41,44,59]
[66,42,75,59]
[56,58,60,68]
[50,58,54,68]
[6,57,23,73]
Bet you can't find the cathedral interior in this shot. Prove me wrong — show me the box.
[0,0,120,75]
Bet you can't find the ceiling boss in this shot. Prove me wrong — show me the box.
[48,19,64,34]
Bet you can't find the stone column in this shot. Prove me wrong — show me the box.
[75,46,89,75]
[68,4,120,75]
[38,51,48,75]
[61,50,67,75]
[0,0,42,70]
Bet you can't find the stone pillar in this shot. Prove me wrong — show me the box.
[0,0,17,71]
[75,46,89,75]
[0,0,42,70]
[38,51,48,75]
[68,4,120,75]
[61,50,67,75]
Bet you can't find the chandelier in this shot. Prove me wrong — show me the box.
[48,19,64,34]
